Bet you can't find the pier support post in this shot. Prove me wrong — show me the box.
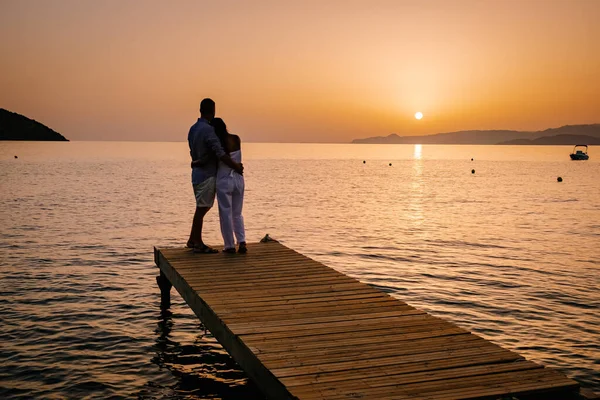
[156,271,172,309]
[154,247,172,309]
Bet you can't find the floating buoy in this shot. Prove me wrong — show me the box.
[389,163,392,166]
[471,169,475,174]
[557,177,563,182]
[14,155,18,159]
[471,158,473,161]
[363,160,366,164]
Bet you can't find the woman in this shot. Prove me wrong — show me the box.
[212,118,247,254]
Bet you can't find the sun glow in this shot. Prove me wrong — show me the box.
[415,112,423,120]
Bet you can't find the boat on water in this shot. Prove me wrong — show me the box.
[570,144,589,160]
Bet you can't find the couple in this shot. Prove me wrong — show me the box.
[186,98,247,254]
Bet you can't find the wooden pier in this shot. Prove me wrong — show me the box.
[154,241,584,400]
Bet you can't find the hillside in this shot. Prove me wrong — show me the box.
[0,108,68,141]
[499,134,600,145]
[352,124,600,145]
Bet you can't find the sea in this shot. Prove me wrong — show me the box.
[0,141,598,399]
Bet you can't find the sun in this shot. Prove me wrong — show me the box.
[415,112,423,120]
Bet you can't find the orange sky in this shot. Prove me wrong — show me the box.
[1,0,599,142]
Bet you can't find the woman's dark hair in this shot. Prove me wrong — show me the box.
[211,117,229,153]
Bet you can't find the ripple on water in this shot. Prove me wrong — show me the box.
[1,145,599,397]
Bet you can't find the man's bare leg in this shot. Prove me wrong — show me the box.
[187,206,210,248]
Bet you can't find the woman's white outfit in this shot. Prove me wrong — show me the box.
[216,149,245,250]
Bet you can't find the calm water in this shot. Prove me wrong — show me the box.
[0,142,598,399]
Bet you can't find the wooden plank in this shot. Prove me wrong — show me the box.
[190,281,368,297]
[216,296,407,316]
[173,261,326,275]
[245,327,469,354]
[261,334,491,369]
[288,361,544,398]
[171,259,321,270]
[203,287,386,306]
[227,309,424,332]
[269,345,520,379]
[219,303,417,324]
[171,261,322,274]
[212,296,403,316]
[242,318,458,346]
[257,333,481,363]
[154,242,581,400]
[279,352,527,389]
[185,274,356,291]
[295,367,578,400]
[209,291,392,310]
[220,308,414,325]
[238,313,448,341]
[172,256,323,269]
[180,267,344,283]
[229,308,425,334]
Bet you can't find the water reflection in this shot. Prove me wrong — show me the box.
[413,144,423,160]
[153,309,175,361]
[407,147,424,225]
[149,309,265,399]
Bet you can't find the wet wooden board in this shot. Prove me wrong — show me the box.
[154,241,581,400]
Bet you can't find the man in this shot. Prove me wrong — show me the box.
[187,98,243,253]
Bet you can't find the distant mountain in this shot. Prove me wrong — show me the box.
[0,108,68,141]
[499,134,600,145]
[352,124,600,145]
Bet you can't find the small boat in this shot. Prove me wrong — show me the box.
[570,144,589,160]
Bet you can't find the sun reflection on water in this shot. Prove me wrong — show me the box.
[407,149,424,225]
[413,144,423,160]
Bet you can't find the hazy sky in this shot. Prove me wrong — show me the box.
[1,0,599,142]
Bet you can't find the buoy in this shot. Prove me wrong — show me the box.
[557,177,563,182]
[14,155,18,159]
[471,169,475,174]
[471,158,473,161]
[363,160,366,164]
[389,163,392,166]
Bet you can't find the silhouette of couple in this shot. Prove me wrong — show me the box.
[186,98,246,254]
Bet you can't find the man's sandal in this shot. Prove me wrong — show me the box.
[193,245,219,254]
